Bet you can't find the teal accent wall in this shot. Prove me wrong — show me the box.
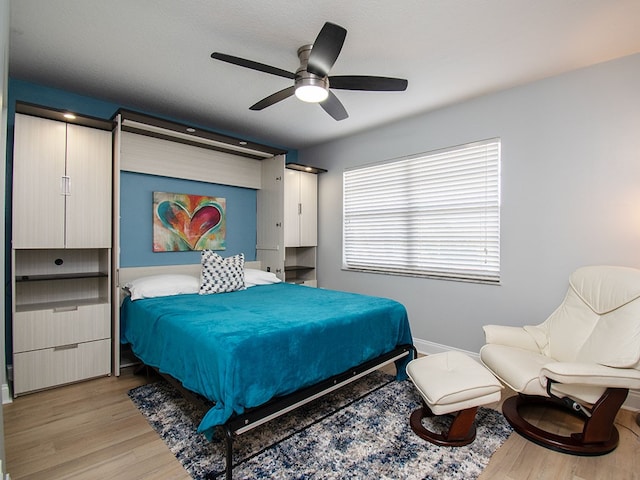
[120,172,256,266]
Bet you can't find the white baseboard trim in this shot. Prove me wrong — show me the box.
[413,337,479,359]
[2,383,12,404]
[413,336,640,412]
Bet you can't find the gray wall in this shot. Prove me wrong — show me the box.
[299,53,640,354]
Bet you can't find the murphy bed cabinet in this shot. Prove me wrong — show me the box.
[257,157,321,287]
[11,106,113,396]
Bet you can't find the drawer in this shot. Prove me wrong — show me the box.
[13,303,110,352]
[13,338,111,396]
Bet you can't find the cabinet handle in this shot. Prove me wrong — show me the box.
[61,176,71,196]
[53,306,78,313]
[298,203,302,215]
[54,343,79,351]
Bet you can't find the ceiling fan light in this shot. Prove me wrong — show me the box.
[295,84,329,103]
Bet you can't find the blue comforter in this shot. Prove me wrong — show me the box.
[121,282,412,439]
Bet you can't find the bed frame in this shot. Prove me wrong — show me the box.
[119,263,415,480]
[150,344,414,479]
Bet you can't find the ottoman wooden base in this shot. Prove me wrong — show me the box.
[406,351,503,448]
[410,400,478,447]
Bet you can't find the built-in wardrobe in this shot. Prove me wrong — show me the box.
[10,103,114,396]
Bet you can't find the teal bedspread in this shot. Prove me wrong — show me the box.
[121,282,412,439]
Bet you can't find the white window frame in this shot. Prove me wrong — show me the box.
[343,139,501,284]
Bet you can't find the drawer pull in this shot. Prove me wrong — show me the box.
[54,343,79,351]
[53,306,78,313]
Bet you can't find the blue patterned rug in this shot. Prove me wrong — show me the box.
[128,371,512,479]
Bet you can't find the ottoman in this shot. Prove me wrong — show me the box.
[406,351,503,446]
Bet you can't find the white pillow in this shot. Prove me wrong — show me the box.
[125,274,200,300]
[200,251,245,294]
[244,268,282,287]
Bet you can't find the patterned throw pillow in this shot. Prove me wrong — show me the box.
[199,251,245,294]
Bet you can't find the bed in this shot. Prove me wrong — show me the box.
[119,261,414,479]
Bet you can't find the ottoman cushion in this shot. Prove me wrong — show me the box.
[406,351,502,415]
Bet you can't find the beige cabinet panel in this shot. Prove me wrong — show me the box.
[298,172,318,247]
[13,303,110,352]
[257,155,285,279]
[13,339,111,395]
[284,169,317,247]
[284,169,299,247]
[12,114,67,248]
[12,114,112,249]
[65,124,112,248]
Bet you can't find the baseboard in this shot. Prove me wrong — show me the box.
[413,337,480,359]
[2,382,12,404]
[412,336,640,412]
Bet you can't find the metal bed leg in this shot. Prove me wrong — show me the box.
[225,427,234,480]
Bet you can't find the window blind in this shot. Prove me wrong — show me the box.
[343,139,500,283]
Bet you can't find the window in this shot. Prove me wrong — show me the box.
[343,139,500,283]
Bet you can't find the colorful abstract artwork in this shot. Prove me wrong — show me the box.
[153,192,226,252]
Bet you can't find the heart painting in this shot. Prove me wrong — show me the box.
[153,192,226,252]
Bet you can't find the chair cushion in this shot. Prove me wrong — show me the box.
[480,344,548,396]
[407,351,502,415]
[570,266,640,368]
[544,288,599,362]
[577,299,640,368]
[570,266,640,315]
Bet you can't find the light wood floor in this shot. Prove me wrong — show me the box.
[3,368,640,480]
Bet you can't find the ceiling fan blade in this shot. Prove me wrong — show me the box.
[250,86,296,110]
[320,91,348,121]
[306,22,347,77]
[211,52,296,80]
[329,75,408,91]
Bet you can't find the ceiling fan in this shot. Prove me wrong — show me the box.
[211,22,408,121]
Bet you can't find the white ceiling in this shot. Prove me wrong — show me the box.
[8,0,640,149]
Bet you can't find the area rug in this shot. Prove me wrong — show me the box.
[129,371,512,479]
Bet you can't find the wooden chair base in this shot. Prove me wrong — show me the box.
[502,388,628,456]
[409,402,478,447]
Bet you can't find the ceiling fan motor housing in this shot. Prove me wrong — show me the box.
[295,44,329,97]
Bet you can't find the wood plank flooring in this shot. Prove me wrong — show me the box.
[3,367,640,479]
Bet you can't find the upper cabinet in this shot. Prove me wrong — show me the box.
[284,169,317,247]
[12,113,112,249]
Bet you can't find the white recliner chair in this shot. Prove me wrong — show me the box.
[480,265,640,455]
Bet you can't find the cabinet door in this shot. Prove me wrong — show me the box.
[12,114,66,248]
[284,170,318,247]
[65,125,112,248]
[256,155,285,278]
[284,169,300,247]
[298,172,317,247]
